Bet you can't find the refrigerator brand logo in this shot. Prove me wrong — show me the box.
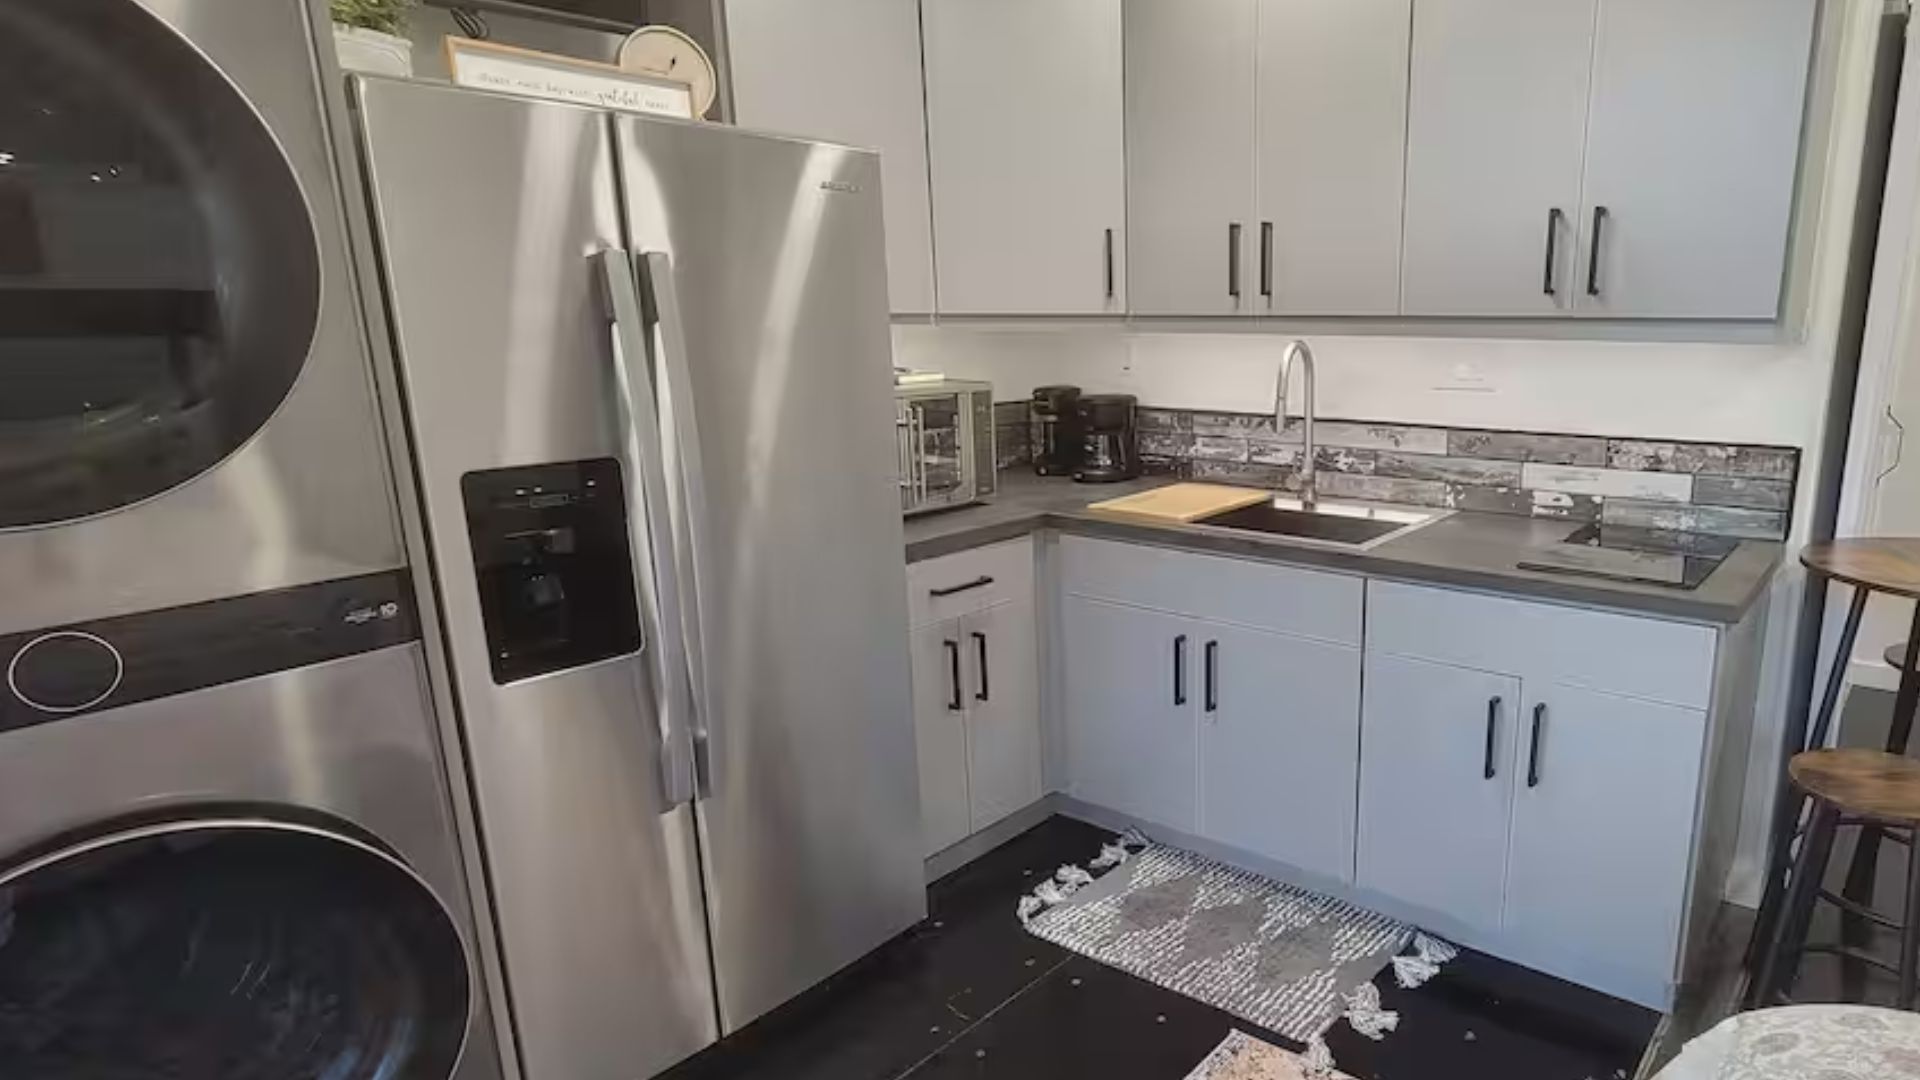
[819,180,862,194]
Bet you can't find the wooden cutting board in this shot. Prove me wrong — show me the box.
[1086,483,1271,522]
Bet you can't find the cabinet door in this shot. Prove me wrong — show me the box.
[1254,0,1410,316]
[725,0,936,314]
[924,0,1126,315]
[1504,684,1706,991]
[1062,596,1198,831]
[1124,0,1258,317]
[1357,653,1520,933]
[1199,622,1362,884]
[1574,0,1815,319]
[1401,0,1596,316]
[911,620,973,856]
[963,598,1044,832]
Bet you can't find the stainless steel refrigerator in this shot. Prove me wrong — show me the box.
[348,76,926,1080]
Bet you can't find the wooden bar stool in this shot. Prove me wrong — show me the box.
[1755,749,1920,1007]
[1747,539,1920,1004]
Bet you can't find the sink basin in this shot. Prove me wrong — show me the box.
[1194,496,1445,549]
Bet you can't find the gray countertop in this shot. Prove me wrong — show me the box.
[904,471,1783,624]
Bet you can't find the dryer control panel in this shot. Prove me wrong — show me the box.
[461,459,644,685]
[0,572,418,731]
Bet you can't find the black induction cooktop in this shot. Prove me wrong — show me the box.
[1517,523,1739,590]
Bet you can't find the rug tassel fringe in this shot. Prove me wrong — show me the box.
[1302,1033,1338,1079]
[1390,932,1461,990]
[1018,831,1151,925]
[1341,982,1399,1041]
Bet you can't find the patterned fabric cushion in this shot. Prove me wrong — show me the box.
[1654,1005,1920,1080]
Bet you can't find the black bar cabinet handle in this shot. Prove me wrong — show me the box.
[1527,703,1546,788]
[930,575,994,598]
[1586,206,1609,297]
[1484,696,1502,780]
[1173,635,1188,706]
[1204,641,1219,714]
[1228,223,1242,300]
[1104,228,1116,300]
[1260,222,1274,301]
[972,631,990,702]
[1542,208,1563,296]
[944,640,962,711]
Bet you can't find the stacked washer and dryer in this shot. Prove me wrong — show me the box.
[0,1,502,1077]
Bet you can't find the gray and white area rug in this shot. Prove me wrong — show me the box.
[1024,840,1447,1043]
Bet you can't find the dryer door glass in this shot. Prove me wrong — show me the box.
[0,0,321,529]
[0,822,472,1079]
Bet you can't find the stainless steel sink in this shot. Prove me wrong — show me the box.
[1193,496,1447,550]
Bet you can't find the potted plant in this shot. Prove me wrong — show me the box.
[332,0,415,78]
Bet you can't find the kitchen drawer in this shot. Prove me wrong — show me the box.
[1059,536,1362,646]
[1367,580,1716,710]
[908,538,1035,628]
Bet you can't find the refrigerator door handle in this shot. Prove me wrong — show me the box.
[597,248,697,809]
[639,250,720,800]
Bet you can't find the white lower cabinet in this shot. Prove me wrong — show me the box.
[909,541,1044,857]
[965,596,1044,832]
[1060,540,1364,870]
[1503,682,1706,991]
[1357,653,1520,934]
[912,621,974,856]
[1062,595,1199,831]
[1199,621,1360,884]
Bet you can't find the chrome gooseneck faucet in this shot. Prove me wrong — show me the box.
[1275,339,1317,506]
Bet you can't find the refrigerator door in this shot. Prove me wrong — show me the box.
[612,115,926,1031]
[352,79,717,1080]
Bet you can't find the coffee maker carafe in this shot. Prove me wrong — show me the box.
[1074,394,1140,484]
[1030,385,1083,477]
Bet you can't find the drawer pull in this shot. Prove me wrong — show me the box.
[1204,640,1219,714]
[929,575,994,598]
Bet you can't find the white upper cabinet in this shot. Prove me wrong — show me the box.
[725,0,936,314]
[1254,0,1411,316]
[1574,0,1816,319]
[923,0,1127,315]
[1401,0,1598,317]
[1124,0,1259,317]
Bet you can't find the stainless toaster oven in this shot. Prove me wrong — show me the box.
[895,379,996,516]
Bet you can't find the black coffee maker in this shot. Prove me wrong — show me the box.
[1074,394,1140,484]
[1030,386,1083,477]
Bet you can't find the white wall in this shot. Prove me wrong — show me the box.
[894,0,1883,910]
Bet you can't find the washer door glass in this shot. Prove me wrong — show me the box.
[0,822,472,1079]
[0,0,321,529]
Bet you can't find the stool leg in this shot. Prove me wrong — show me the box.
[1905,822,1920,1008]
[1759,800,1841,1005]
[1747,587,1869,987]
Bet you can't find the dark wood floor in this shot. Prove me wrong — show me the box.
[661,816,1657,1080]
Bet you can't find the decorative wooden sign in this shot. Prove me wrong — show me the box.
[444,38,694,119]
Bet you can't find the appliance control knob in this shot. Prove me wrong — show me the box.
[7,631,125,714]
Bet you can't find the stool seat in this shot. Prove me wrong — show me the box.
[1791,749,1920,825]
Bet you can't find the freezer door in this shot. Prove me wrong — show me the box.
[612,116,926,1031]
[352,79,717,1080]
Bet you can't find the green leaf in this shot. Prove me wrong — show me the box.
[331,0,411,36]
